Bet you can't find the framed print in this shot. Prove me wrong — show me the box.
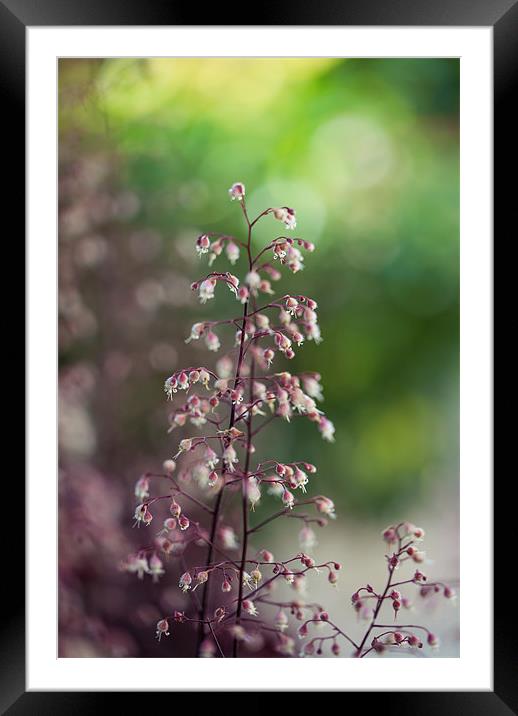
[4,0,505,709]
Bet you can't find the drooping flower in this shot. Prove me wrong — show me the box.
[226,273,240,296]
[273,206,297,230]
[196,234,211,256]
[302,375,324,401]
[299,525,317,551]
[427,633,440,648]
[245,270,262,291]
[243,599,258,616]
[149,553,165,583]
[133,554,150,579]
[223,444,238,472]
[275,609,289,632]
[259,549,274,563]
[205,330,220,352]
[199,638,216,657]
[318,416,335,442]
[179,571,192,592]
[185,322,205,343]
[228,182,245,201]
[134,475,150,501]
[163,459,176,474]
[198,278,217,303]
[226,241,240,264]
[193,570,209,591]
[247,477,261,510]
[315,495,336,519]
[164,376,177,399]
[134,503,152,527]
[282,488,295,509]
[178,514,190,531]
[219,525,239,550]
[156,619,170,641]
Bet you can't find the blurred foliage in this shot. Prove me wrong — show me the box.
[59,57,459,520]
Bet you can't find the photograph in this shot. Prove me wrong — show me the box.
[58,57,461,659]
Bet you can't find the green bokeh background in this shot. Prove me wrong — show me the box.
[59,57,459,517]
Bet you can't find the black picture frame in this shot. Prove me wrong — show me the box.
[6,0,503,711]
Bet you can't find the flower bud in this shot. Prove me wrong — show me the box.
[389,554,400,570]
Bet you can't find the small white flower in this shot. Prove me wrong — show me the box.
[199,279,216,303]
[185,322,205,343]
[226,241,240,264]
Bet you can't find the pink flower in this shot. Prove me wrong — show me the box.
[228,182,245,201]
[178,514,190,531]
[282,488,295,509]
[134,475,150,501]
[156,619,170,641]
[198,278,217,303]
[185,322,205,343]
[134,503,152,527]
[318,416,335,442]
[205,330,220,352]
[196,234,211,256]
[226,240,240,264]
[243,599,258,616]
[315,495,336,519]
[273,206,297,230]
[427,632,440,648]
[149,553,165,582]
[179,571,192,592]
[275,610,289,632]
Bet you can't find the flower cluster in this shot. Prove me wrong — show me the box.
[123,184,455,658]
[123,183,342,657]
[297,521,457,657]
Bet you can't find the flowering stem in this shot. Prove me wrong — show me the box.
[356,565,395,656]
[232,390,253,657]
[232,215,255,658]
[195,486,226,656]
[197,204,255,658]
[195,299,248,654]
